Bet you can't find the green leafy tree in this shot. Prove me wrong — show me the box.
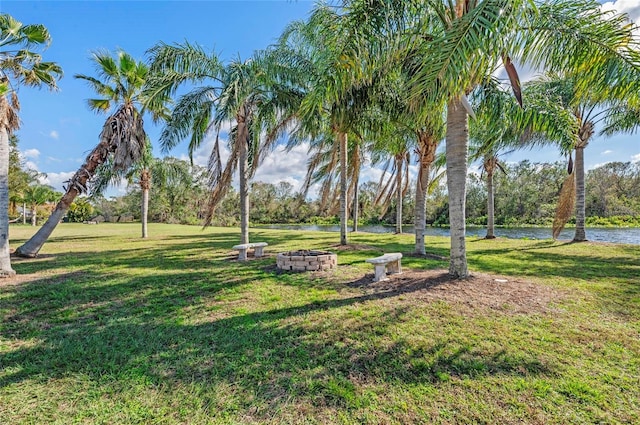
[67,197,94,223]
[0,13,61,272]
[8,134,40,221]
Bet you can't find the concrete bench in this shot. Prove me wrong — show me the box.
[232,242,268,261]
[365,252,402,282]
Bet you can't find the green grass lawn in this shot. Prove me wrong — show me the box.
[1,223,639,424]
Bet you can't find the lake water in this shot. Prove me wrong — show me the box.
[256,224,640,245]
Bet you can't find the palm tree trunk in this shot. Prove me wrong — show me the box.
[446,98,469,278]
[22,202,26,225]
[15,139,110,257]
[31,205,36,226]
[414,165,429,255]
[352,176,359,232]
[140,169,150,239]
[414,132,437,255]
[141,188,149,238]
[395,154,403,234]
[339,131,348,245]
[0,125,15,276]
[573,145,587,241]
[485,158,496,239]
[238,121,250,245]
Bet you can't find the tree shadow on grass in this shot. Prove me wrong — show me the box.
[0,267,555,420]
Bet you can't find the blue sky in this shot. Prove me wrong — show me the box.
[2,0,639,197]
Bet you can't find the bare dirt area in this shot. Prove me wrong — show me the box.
[348,268,566,315]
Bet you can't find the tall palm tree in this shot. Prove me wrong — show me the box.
[278,5,377,245]
[370,134,411,234]
[524,72,640,241]
[406,0,640,277]
[333,0,448,254]
[0,13,61,271]
[297,130,363,225]
[16,50,161,257]
[146,43,298,244]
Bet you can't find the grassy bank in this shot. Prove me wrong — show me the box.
[1,223,639,424]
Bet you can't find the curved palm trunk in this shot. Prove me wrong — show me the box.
[573,145,587,242]
[238,118,250,245]
[395,154,403,234]
[15,143,107,257]
[0,125,15,276]
[485,156,496,239]
[339,131,348,245]
[17,104,145,257]
[446,98,469,278]
[414,132,437,255]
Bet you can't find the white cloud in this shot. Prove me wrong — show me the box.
[601,0,640,22]
[22,148,40,159]
[632,153,640,162]
[589,162,610,170]
[180,133,230,168]
[49,130,59,140]
[601,150,614,155]
[39,171,75,192]
[25,161,39,171]
[253,142,311,192]
[601,1,640,37]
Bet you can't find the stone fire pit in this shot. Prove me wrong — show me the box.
[276,250,337,272]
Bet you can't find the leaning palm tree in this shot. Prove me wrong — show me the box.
[16,50,162,257]
[0,13,61,271]
[405,0,640,277]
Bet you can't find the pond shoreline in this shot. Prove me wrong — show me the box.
[255,224,640,245]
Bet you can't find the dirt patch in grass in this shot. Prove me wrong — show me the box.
[350,268,565,315]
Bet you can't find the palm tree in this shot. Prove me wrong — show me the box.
[524,72,640,241]
[278,5,379,246]
[297,130,364,226]
[146,43,298,244]
[91,139,186,238]
[0,13,61,272]
[468,80,525,239]
[23,184,56,226]
[370,134,411,234]
[405,0,640,277]
[16,50,161,257]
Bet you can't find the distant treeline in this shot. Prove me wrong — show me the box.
[85,159,640,228]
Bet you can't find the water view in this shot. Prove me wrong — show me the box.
[257,224,640,245]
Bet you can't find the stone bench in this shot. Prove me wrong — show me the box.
[232,242,268,261]
[365,252,402,282]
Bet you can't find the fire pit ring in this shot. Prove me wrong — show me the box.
[276,250,337,272]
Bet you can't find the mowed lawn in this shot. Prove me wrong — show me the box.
[1,223,639,424]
